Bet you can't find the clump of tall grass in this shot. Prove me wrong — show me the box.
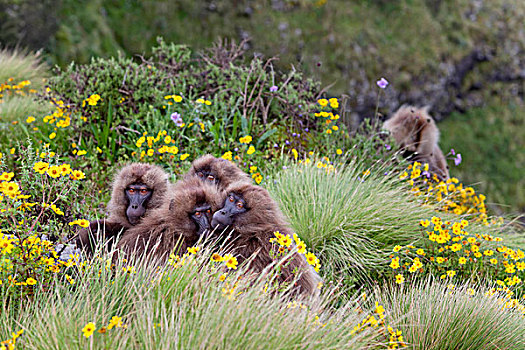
[0,95,52,124]
[373,279,525,350]
[1,247,391,349]
[0,48,48,88]
[267,158,438,284]
[0,48,51,130]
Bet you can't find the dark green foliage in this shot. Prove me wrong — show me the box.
[439,102,525,215]
[44,38,331,172]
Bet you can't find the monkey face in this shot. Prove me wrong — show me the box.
[191,203,213,237]
[211,193,248,229]
[125,183,153,225]
[196,170,219,185]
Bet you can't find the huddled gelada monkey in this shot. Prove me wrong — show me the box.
[115,177,223,263]
[211,181,322,298]
[76,163,170,255]
[383,105,450,180]
[185,154,252,190]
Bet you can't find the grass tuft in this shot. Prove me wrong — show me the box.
[268,159,438,285]
[0,48,48,88]
[374,279,525,350]
[1,247,388,349]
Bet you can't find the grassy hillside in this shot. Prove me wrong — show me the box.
[2,0,523,213]
[1,34,524,350]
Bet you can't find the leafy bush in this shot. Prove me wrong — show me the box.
[31,38,358,189]
[0,143,88,307]
[383,216,525,295]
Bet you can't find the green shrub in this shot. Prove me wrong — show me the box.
[41,39,347,177]
[0,143,87,308]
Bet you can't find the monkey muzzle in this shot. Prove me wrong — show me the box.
[126,202,146,225]
[211,210,232,229]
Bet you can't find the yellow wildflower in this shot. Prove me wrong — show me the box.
[0,172,14,181]
[47,165,61,178]
[70,170,85,180]
[82,322,96,338]
[239,135,252,144]
[221,151,232,161]
[224,254,238,269]
[108,316,123,330]
[187,246,200,255]
[211,253,224,262]
[390,257,400,270]
[305,252,319,266]
[317,99,328,107]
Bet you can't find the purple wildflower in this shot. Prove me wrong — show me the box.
[422,170,431,178]
[454,154,462,166]
[270,85,278,92]
[376,77,389,89]
[450,148,456,156]
[304,128,309,132]
[170,112,183,127]
[234,147,239,152]
[292,133,297,137]
[385,144,391,151]
[285,140,290,146]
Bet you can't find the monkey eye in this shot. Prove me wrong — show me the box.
[228,196,234,202]
[139,189,149,195]
[206,209,211,213]
[128,188,135,194]
[236,202,244,209]
[195,211,201,217]
[198,172,204,178]
[207,175,215,181]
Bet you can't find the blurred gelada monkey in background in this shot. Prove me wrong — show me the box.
[383,105,449,180]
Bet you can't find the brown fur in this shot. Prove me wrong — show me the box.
[76,163,170,255]
[217,181,321,298]
[383,105,450,180]
[115,177,224,263]
[185,154,252,190]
